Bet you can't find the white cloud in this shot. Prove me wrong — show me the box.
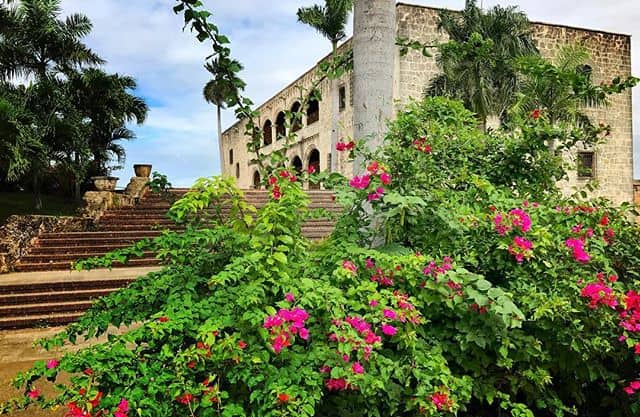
[56,1,639,186]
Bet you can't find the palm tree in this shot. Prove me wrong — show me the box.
[427,0,538,128]
[65,69,148,198]
[297,0,353,172]
[0,0,103,208]
[203,58,244,173]
[513,45,608,126]
[352,0,395,157]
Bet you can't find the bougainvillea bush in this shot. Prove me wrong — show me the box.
[3,98,640,417]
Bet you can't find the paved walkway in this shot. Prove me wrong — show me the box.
[0,266,159,415]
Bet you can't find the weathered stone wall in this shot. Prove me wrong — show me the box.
[223,2,634,203]
[395,3,634,204]
[0,216,88,273]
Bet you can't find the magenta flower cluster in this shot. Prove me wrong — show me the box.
[263,305,310,354]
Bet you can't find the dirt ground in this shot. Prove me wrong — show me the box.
[0,327,70,416]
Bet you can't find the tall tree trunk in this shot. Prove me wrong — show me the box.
[33,171,42,210]
[74,152,82,202]
[352,0,396,173]
[330,41,339,173]
[217,103,224,174]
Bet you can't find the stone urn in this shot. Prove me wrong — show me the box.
[91,176,119,191]
[133,164,152,178]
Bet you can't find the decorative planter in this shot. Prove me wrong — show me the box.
[133,164,152,178]
[91,176,119,191]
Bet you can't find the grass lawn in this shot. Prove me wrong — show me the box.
[0,192,80,225]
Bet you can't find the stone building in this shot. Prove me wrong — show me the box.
[221,2,634,203]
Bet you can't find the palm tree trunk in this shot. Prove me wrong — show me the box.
[217,103,224,174]
[330,40,339,173]
[352,0,396,172]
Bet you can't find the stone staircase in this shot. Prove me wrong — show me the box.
[13,189,340,272]
[0,189,339,329]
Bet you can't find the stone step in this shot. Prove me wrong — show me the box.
[0,278,135,294]
[19,251,156,264]
[36,236,156,247]
[0,287,120,305]
[0,300,94,316]
[28,245,135,255]
[40,231,163,240]
[14,258,159,272]
[96,224,183,231]
[0,311,84,329]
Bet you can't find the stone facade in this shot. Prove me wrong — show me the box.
[221,2,634,203]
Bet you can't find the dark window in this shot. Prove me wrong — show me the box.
[229,149,233,165]
[307,99,320,124]
[235,163,240,179]
[275,111,286,139]
[253,171,261,189]
[339,85,346,111]
[263,120,273,146]
[292,156,303,175]
[291,102,302,132]
[308,149,320,190]
[577,152,596,178]
[327,153,332,172]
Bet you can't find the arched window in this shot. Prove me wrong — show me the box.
[290,101,302,132]
[275,111,286,139]
[292,156,303,175]
[308,149,320,190]
[235,163,240,179]
[253,171,261,189]
[229,149,233,165]
[263,120,273,146]
[307,99,319,124]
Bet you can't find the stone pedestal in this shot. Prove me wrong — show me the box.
[125,176,149,199]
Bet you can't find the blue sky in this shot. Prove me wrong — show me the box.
[58,0,640,186]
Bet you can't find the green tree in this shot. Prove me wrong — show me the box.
[203,57,245,172]
[427,0,538,128]
[297,0,353,172]
[69,69,148,176]
[0,0,103,208]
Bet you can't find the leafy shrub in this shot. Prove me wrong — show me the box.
[3,98,640,417]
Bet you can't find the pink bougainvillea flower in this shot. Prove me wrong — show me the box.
[365,258,375,269]
[238,340,247,349]
[284,293,295,303]
[352,362,365,374]
[46,359,59,369]
[307,165,316,174]
[367,161,380,173]
[27,389,40,400]
[176,393,194,405]
[580,281,618,309]
[381,324,397,336]
[509,208,531,233]
[277,393,291,404]
[383,309,397,320]
[379,172,391,185]
[298,327,310,340]
[349,174,371,190]
[319,365,331,373]
[117,398,129,413]
[278,171,290,178]
[271,185,282,200]
[369,300,379,307]
[336,142,347,151]
[342,260,358,273]
[430,392,453,411]
[325,378,348,391]
[566,238,590,263]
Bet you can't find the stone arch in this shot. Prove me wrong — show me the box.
[307,98,319,124]
[290,101,303,132]
[252,171,261,189]
[292,155,303,175]
[263,119,273,146]
[275,111,286,139]
[307,148,320,190]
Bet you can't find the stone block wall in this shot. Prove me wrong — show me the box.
[395,3,634,204]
